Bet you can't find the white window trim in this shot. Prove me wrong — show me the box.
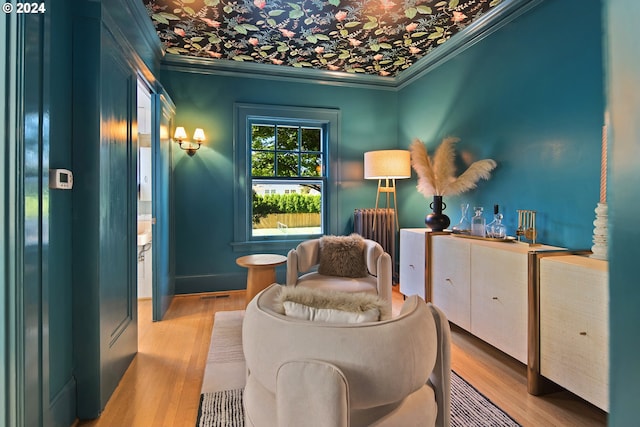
[232,103,340,251]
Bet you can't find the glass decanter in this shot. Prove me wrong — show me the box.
[452,203,471,234]
[470,206,485,237]
[486,206,507,239]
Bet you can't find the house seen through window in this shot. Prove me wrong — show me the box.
[250,122,325,238]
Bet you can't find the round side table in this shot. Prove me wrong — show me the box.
[236,254,287,306]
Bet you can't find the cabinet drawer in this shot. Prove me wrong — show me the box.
[399,230,426,299]
[470,245,528,363]
[431,236,471,330]
[540,256,608,411]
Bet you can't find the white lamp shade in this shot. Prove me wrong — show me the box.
[364,150,411,179]
[174,126,187,140]
[193,128,205,142]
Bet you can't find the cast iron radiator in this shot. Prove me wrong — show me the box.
[353,208,397,282]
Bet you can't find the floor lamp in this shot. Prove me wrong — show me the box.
[364,150,411,230]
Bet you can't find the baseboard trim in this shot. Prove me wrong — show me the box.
[175,271,286,294]
[175,272,246,294]
[173,289,245,298]
[49,377,77,427]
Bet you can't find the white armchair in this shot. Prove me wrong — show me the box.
[286,235,392,314]
[242,283,452,427]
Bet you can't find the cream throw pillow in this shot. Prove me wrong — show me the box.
[276,286,388,323]
[317,234,368,278]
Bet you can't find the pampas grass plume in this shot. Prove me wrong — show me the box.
[409,137,497,197]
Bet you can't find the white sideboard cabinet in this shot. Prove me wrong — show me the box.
[400,229,608,404]
[430,234,561,363]
[400,230,561,364]
[399,228,428,300]
[539,255,609,411]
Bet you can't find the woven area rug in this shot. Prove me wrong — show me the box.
[201,310,246,394]
[198,310,521,427]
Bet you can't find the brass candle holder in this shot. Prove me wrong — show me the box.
[516,209,539,246]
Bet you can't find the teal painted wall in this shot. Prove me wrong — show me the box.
[159,70,398,292]
[4,0,637,424]
[397,0,604,250]
[47,1,76,424]
[606,0,640,424]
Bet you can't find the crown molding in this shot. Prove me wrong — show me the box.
[101,0,164,74]
[160,54,399,90]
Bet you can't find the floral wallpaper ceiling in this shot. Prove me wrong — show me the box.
[143,0,503,77]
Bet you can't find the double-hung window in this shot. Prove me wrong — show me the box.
[251,121,324,237]
[234,104,339,249]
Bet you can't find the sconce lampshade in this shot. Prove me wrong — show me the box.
[364,150,411,179]
[193,128,205,142]
[174,126,187,141]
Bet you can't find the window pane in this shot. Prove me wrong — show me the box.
[277,126,298,151]
[251,151,274,176]
[251,124,275,150]
[252,182,322,237]
[301,127,321,152]
[276,153,298,177]
[301,153,322,177]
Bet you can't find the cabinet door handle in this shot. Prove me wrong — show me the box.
[492,296,499,300]
[409,264,415,270]
[579,331,587,336]
[445,278,452,285]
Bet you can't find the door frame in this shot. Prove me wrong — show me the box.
[2,10,49,427]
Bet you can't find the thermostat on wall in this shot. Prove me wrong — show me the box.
[49,169,73,190]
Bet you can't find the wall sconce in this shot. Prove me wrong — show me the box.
[174,126,205,156]
[364,150,411,230]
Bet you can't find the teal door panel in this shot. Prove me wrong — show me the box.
[152,93,176,321]
[72,15,138,418]
[97,28,138,410]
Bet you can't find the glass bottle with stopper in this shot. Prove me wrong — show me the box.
[471,206,485,237]
[486,204,506,239]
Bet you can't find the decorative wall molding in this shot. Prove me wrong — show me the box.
[101,0,163,81]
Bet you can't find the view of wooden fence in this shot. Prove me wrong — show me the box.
[254,213,321,229]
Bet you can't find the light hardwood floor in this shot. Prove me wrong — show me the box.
[77,292,246,427]
[76,288,606,427]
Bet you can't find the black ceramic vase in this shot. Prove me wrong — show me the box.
[425,195,450,231]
